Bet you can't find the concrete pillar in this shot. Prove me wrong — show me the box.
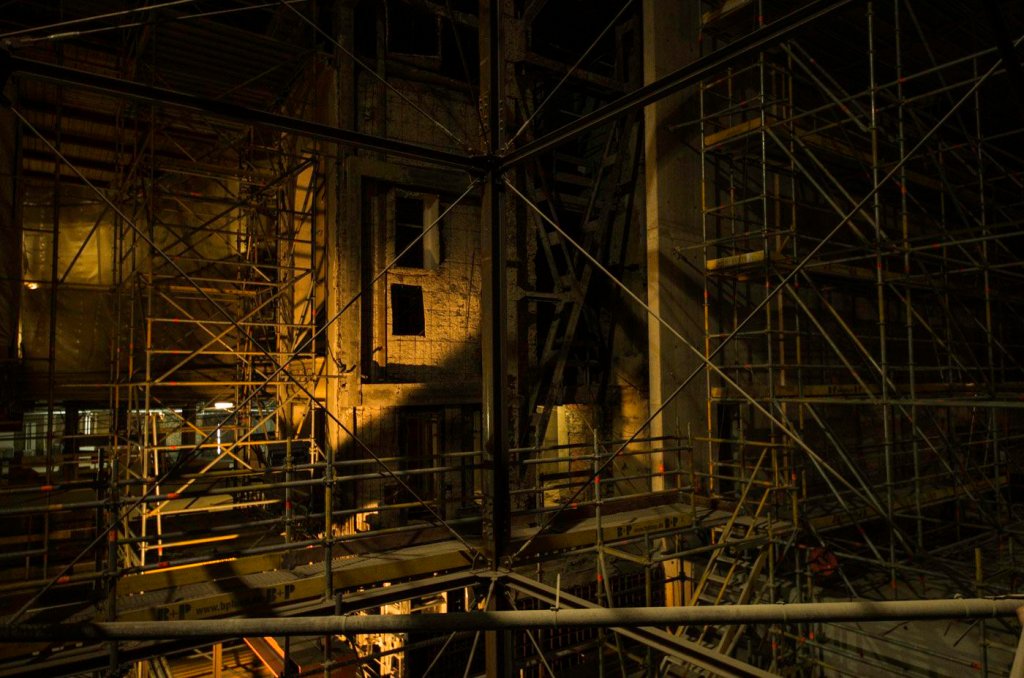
[643,0,702,610]
[643,0,704,490]
[321,0,358,607]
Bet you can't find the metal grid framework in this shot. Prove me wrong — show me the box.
[1,0,1024,677]
[690,0,1024,670]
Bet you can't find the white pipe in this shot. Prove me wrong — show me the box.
[3,597,1023,641]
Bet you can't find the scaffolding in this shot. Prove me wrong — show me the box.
[2,1,1024,677]
[691,0,1024,670]
[111,105,323,571]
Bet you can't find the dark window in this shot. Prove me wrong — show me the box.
[395,196,424,268]
[354,0,378,58]
[391,284,425,336]
[386,3,440,57]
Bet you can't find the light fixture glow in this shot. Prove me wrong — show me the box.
[213,401,234,410]
[24,282,39,290]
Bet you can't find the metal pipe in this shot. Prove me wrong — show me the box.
[866,0,898,597]
[4,598,1024,640]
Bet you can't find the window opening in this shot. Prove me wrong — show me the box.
[393,192,441,270]
[395,196,424,268]
[391,283,425,336]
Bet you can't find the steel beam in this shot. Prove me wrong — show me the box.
[480,1,512,675]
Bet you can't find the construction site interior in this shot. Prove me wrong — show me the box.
[2,0,1024,676]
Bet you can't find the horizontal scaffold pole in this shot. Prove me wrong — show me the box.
[3,598,1023,641]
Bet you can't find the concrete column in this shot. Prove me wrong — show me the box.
[321,0,358,611]
[643,0,704,490]
[643,0,702,610]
